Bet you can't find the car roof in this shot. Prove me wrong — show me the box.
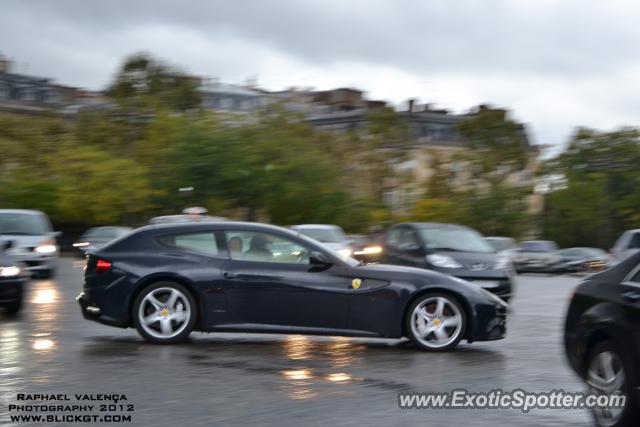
[0,209,47,216]
[403,222,469,230]
[137,221,293,235]
[291,224,341,229]
[561,246,600,250]
[86,226,131,231]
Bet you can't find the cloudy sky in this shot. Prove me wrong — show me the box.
[2,0,639,152]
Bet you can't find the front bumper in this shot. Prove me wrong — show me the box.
[447,274,513,303]
[429,266,514,302]
[0,277,28,305]
[11,253,57,275]
[470,302,508,342]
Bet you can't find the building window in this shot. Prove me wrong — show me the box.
[43,90,59,104]
[0,85,7,100]
[221,97,233,110]
[20,87,36,101]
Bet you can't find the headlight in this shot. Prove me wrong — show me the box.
[0,266,21,277]
[35,240,57,254]
[494,256,512,271]
[353,245,383,256]
[338,248,353,258]
[426,254,462,269]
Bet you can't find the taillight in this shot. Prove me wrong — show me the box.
[95,259,112,274]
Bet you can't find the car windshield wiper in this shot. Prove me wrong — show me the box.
[428,247,465,252]
[0,232,39,235]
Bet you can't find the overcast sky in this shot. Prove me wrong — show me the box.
[2,0,639,152]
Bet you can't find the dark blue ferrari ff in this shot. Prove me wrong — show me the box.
[77,222,507,351]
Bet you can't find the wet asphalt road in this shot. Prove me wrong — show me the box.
[1,258,592,426]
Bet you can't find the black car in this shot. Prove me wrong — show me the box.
[0,241,30,314]
[382,223,514,302]
[73,226,133,255]
[548,247,608,274]
[77,221,507,351]
[564,251,640,426]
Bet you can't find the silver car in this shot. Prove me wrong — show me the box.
[611,229,640,264]
[0,209,60,278]
[512,240,559,273]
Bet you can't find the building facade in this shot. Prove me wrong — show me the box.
[0,53,104,115]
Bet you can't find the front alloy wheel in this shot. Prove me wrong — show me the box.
[586,341,635,427]
[407,293,466,351]
[133,282,196,344]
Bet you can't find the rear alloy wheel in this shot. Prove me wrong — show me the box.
[407,293,466,351]
[586,341,636,427]
[133,282,196,344]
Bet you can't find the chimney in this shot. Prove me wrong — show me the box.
[0,53,11,73]
[407,98,415,113]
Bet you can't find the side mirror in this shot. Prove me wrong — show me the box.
[405,243,421,252]
[52,231,62,238]
[309,251,331,266]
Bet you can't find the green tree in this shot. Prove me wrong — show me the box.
[412,198,464,223]
[460,183,531,237]
[543,127,640,247]
[106,53,201,112]
[54,143,157,224]
[161,110,354,224]
[457,105,531,180]
[425,155,456,199]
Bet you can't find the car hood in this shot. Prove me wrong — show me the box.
[356,262,501,303]
[357,262,473,287]
[0,234,50,248]
[78,237,113,246]
[434,250,498,269]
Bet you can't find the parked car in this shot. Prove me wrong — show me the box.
[484,236,517,254]
[0,209,60,278]
[73,226,133,255]
[547,247,608,274]
[0,240,30,314]
[382,223,514,302]
[564,250,640,426]
[512,240,559,273]
[291,224,353,258]
[610,229,640,264]
[77,221,507,351]
[149,214,226,225]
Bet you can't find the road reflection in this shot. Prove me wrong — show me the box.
[29,280,60,356]
[279,335,364,400]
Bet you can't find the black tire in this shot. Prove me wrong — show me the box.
[4,296,22,315]
[586,340,638,427]
[405,292,466,352]
[39,268,55,279]
[132,282,197,344]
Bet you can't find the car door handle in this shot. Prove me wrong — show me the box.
[622,291,640,302]
[223,271,239,279]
